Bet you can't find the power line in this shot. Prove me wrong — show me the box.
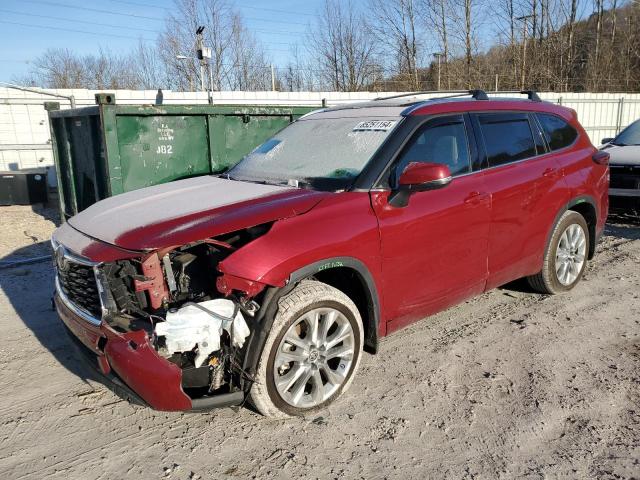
[243,15,309,26]
[0,20,155,41]
[0,13,301,52]
[105,0,171,8]
[259,40,300,47]
[22,0,311,26]
[20,0,165,21]
[235,3,318,17]
[251,28,307,36]
[0,9,306,44]
[104,0,320,18]
[0,8,160,33]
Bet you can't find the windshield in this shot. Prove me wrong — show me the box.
[227,115,400,189]
[614,119,640,146]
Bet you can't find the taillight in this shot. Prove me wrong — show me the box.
[592,151,610,165]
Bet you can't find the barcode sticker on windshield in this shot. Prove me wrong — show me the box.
[353,120,397,132]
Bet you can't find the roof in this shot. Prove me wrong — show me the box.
[304,90,558,119]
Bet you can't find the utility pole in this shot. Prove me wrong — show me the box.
[433,52,444,90]
[517,14,534,90]
[271,64,276,91]
[195,26,212,93]
[407,0,419,90]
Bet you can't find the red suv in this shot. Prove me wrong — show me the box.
[52,90,609,417]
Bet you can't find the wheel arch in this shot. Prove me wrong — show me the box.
[289,257,381,354]
[546,195,599,260]
[240,257,381,392]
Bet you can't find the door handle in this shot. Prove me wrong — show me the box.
[543,167,558,178]
[464,191,489,205]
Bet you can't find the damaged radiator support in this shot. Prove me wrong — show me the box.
[102,233,269,400]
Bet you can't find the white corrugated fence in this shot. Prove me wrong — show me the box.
[1,88,639,184]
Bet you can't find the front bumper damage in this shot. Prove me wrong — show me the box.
[50,226,270,412]
[55,291,247,411]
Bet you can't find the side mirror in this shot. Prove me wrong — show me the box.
[389,162,452,207]
[601,137,614,145]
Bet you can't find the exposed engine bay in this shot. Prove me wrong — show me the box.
[98,224,271,399]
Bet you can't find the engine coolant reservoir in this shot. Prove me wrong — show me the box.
[154,299,250,367]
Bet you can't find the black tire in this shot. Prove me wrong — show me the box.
[528,210,590,294]
[249,280,364,418]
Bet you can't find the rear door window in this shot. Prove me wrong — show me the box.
[537,113,578,150]
[477,113,537,167]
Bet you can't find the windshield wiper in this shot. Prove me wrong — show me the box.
[224,174,278,186]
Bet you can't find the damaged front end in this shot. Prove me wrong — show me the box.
[53,224,272,411]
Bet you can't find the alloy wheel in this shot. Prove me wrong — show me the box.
[273,307,355,409]
[555,223,587,286]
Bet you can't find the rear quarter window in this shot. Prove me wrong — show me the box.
[537,113,578,150]
[477,113,537,167]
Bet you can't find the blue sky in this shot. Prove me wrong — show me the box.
[0,0,324,82]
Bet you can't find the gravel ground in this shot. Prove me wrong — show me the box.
[0,205,638,480]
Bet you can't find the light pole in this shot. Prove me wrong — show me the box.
[433,52,444,91]
[516,14,534,90]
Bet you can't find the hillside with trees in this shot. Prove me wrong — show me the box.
[17,0,640,92]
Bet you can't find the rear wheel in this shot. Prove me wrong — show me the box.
[249,280,363,418]
[528,210,589,294]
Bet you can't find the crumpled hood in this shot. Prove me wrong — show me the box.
[68,176,329,251]
[601,144,640,166]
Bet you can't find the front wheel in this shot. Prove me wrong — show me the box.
[528,210,590,294]
[249,280,364,418]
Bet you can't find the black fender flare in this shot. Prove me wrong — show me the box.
[545,195,598,260]
[239,257,381,392]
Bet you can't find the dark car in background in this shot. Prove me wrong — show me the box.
[601,119,640,210]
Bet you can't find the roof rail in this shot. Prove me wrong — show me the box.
[374,90,472,101]
[374,89,497,102]
[372,89,542,105]
[485,90,542,102]
[469,89,489,100]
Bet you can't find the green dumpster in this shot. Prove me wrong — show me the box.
[47,93,317,219]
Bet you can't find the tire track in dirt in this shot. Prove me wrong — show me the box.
[1,208,639,479]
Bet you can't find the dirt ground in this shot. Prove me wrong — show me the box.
[0,204,638,480]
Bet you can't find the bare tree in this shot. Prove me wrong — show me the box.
[17,47,141,89]
[368,0,423,89]
[281,46,317,92]
[133,40,166,90]
[449,0,484,88]
[157,0,270,91]
[310,0,378,91]
[19,48,86,88]
[422,0,453,88]
[464,0,473,87]
[565,0,579,89]
[14,0,640,93]
[227,14,271,90]
[590,0,606,89]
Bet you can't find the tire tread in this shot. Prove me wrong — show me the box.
[249,280,363,418]
[527,210,588,294]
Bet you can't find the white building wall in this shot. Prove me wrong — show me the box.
[1,87,639,178]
